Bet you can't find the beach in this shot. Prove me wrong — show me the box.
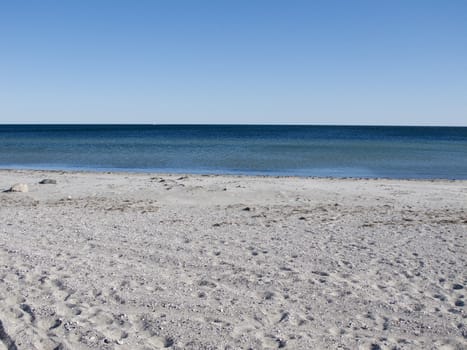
[0,169,466,350]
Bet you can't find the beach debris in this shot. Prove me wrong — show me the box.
[0,319,18,350]
[276,337,287,348]
[279,312,290,322]
[6,183,29,192]
[48,318,62,330]
[39,179,57,184]
[163,337,175,347]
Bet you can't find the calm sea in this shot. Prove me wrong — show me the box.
[0,125,466,179]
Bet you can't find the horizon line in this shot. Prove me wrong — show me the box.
[1,122,466,127]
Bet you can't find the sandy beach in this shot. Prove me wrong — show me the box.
[0,169,465,350]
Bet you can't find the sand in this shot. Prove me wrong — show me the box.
[0,169,465,350]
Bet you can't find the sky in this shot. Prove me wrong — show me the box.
[0,0,466,125]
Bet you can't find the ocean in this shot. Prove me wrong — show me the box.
[0,124,466,179]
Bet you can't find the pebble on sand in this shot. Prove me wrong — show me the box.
[39,179,57,184]
[7,183,29,193]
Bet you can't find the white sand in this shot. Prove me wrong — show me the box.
[0,169,466,350]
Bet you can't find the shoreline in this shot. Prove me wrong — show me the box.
[0,169,466,349]
[1,167,466,183]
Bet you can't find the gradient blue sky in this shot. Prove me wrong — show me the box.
[1,0,466,125]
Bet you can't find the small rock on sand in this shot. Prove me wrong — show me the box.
[39,179,57,185]
[7,183,29,192]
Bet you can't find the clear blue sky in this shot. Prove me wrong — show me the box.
[1,0,466,125]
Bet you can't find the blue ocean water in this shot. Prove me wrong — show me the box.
[0,125,466,179]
